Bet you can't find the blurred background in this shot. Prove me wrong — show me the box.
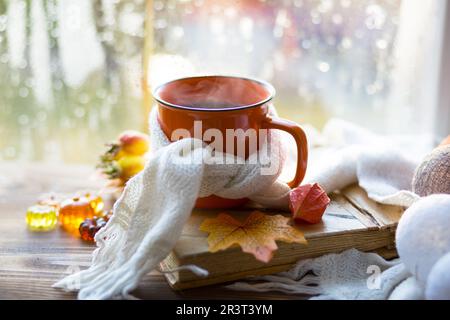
[0,0,449,164]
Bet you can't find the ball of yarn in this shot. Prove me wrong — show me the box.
[396,194,450,284]
[425,252,450,300]
[412,145,450,196]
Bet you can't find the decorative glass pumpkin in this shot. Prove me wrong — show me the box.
[83,193,105,215]
[26,205,58,231]
[59,197,96,234]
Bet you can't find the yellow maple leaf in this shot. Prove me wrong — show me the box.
[199,211,307,263]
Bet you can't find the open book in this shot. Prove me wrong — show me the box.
[160,184,403,289]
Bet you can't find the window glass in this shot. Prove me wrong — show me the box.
[147,0,402,132]
[2,0,440,163]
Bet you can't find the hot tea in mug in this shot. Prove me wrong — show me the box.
[153,75,308,208]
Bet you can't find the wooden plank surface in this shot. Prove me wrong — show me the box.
[0,163,310,300]
[342,185,404,229]
[0,162,400,299]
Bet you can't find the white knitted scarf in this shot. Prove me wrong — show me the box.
[227,119,434,300]
[53,107,292,299]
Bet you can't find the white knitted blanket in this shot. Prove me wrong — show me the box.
[53,107,293,299]
[228,119,434,300]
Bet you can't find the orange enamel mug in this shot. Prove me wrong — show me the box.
[152,75,308,209]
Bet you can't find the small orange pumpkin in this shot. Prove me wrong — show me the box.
[83,193,104,215]
[59,197,95,233]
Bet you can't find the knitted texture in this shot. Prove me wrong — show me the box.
[228,249,409,300]
[53,106,292,299]
[301,118,429,207]
[227,118,435,300]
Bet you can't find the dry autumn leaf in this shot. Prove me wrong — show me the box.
[290,183,330,224]
[199,211,307,263]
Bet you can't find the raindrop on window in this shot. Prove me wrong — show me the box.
[366,84,377,95]
[18,59,27,69]
[341,37,353,49]
[194,0,205,8]
[61,117,72,129]
[365,4,386,30]
[302,39,312,50]
[273,27,283,38]
[240,17,254,39]
[37,111,47,122]
[312,15,321,25]
[18,87,29,97]
[210,18,224,34]
[79,93,90,104]
[376,39,388,50]
[88,111,99,130]
[211,5,221,14]
[332,14,343,25]
[53,80,63,91]
[340,0,352,8]
[326,36,336,46]
[18,114,29,125]
[317,62,330,73]
[318,0,334,13]
[245,44,254,53]
[172,26,184,38]
[154,19,167,30]
[225,7,237,18]
[184,6,194,15]
[0,15,7,32]
[294,0,303,8]
[74,107,86,118]
[154,1,164,11]
[96,89,107,99]
[0,54,9,64]
[107,95,118,105]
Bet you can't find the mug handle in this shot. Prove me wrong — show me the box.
[262,116,308,188]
